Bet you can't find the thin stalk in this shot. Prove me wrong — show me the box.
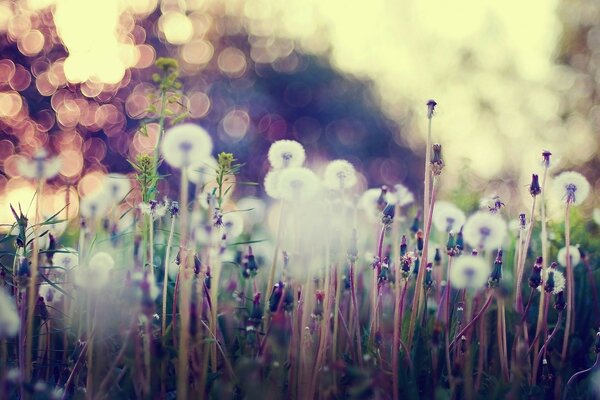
[532,292,550,385]
[533,166,550,367]
[176,168,190,400]
[265,200,285,322]
[349,261,362,365]
[536,311,563,372]
[516,197,537,313]
[497,298,509,381]
[25,181,43,388]
[561,203,573,361]
[449,290,494,349]
[162,216,176,335]
[409,176,438,347]
[562,352,600,400]
[332,263,342,362]
[392,279,408,400]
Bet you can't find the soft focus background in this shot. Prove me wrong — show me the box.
[0,0,599,223]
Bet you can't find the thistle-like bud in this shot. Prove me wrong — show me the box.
[431,144,444,176]
[169,201,180,217]
[554,291,566,312]
[382,204,395,225]
[243,246,259,278]
[312,291,324,320]
[528,257,543,289]
[413,257,420,276]
[376,185,388,211]
[530,174,541,197]
[488,250,503,287]
[378,259,390,283]
[446,232,455,252]
[519,213,527,230]
[410,211,421,234]
[426,99,437,119]
[269,282,284,313]
[434,248,442,267]
[424,263,434,289]
[542,150,552,169]
[416,230,424,253]
[248,292,263,329]
[400,235,407,257]
[456,228,464,251]
[193,254,202,275]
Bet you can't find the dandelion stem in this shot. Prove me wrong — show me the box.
[176,168,190,400]
[516,197,537,313]
[562,352,600,400]
[561,203,573,362]
[536,311,563,374]
[392,279,408,400]
[449,290,494,349]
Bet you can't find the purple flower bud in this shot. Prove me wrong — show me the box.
[426,99,437,119]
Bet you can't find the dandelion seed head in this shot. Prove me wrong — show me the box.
[187,156,217,186]
[323,159,357,190]
[267,140,305,169]
[557,245,581,267]
[463,211,507,251]
[388,184,415,207]
[538,269,566,294]
[18,150,61,180]
[237,196,267,226]
[39,284,64,304]
[53,248,78,271]
[552,171,590,206]
[74,252,115,290]
[432,201,466,233]
[161,123,213,169]
[264,170,282,199]
[449,255,490,289]
[80,190,111,219]
[221,212,244,239]
[277,167,319,202]
[101,173,131,203]
[359,188,393,221]
[0,288,19,338]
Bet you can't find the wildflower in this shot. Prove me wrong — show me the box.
[139,199,168,219]
[312,291,324,320]
[323,159,357,190]
[410,211,421,234]
[276,167,320,202]
[519,213,527,230]
[557,245,581,267]
[449,255,491,290]
[103,173,132,202]
[389,183,415,207]
[10,204,28,248]
[552,171,590,206]
[267,140,306,169]
[530,174,541,197]
[434,248,442,266]
[169,201,180,217]
[432,201,466,233]
[431,143,444,175]
[187,156,217,186]
[0,288,19,338]
[80,191,111,220]
[17,150,61,180]
[161,123,213,169]
[463,211,507,251]
[243,246,259,278]
[456,228,464,251]
[400,235,407,257]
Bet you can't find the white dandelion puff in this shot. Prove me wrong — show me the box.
[359,188,393,222]
[557,245,581,267]
[103,173,131,203]
[277,167,319,202]
[17,150,61,180]
[74,252,115,290]
[237,196,267,226]
[267,140,305,169]
[388,184,415,207]
[552,171,590,207]
[221,212,244,239]
[463,211,507,251]
[593,208,600,226]
[432,201,466,233]
[323,160,357,190]
[161,123,213,169]
[53,248,78,271]
[449,255,490,289]
[264,170,282,199]
[39,284,64,304]
[80,191,111,220]
[187,157,217,186]
[538,269,566,294]
[0,288,19,338]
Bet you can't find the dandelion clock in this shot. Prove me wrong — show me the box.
[161,123,213,169]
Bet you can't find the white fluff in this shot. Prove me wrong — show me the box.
[463,211,507,251]
[449,255,490,289]
[432,201,466,233]
[0,289,19,338]
[267,140,306,169]
[276,167,320,202]
[323,159,357,190]
[552,171,590,207]
[161,123,213,169]
[557,245,581,267]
